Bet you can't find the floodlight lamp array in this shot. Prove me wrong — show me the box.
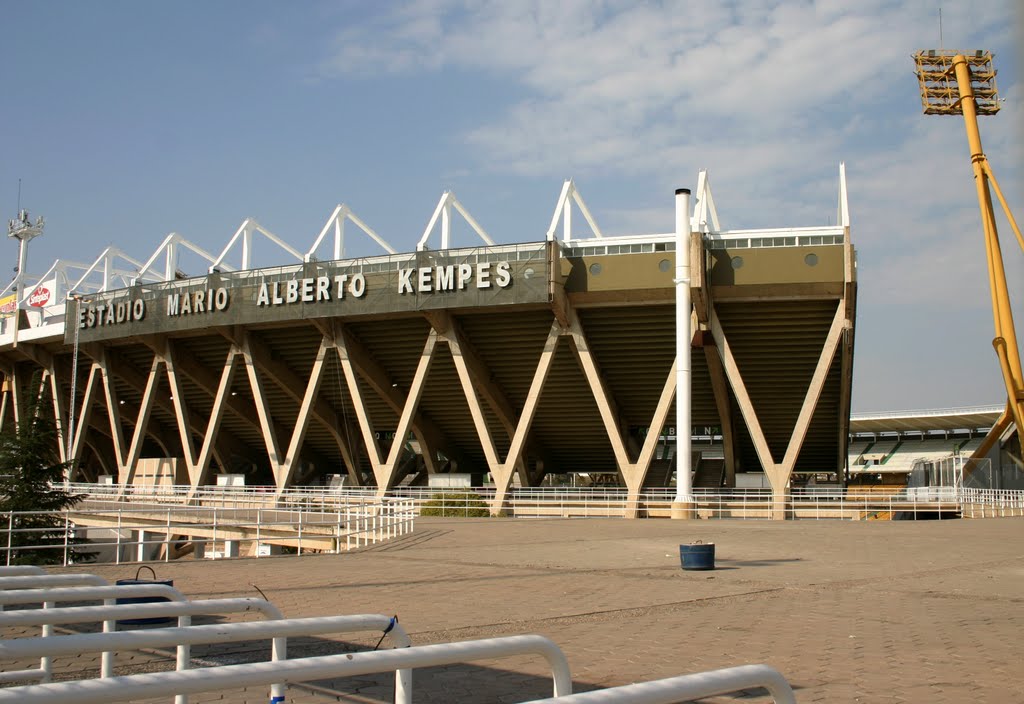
[913,49,999,116]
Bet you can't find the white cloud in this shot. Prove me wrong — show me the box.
[315,0,1021,409]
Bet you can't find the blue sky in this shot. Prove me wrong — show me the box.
[2,1,1021,413]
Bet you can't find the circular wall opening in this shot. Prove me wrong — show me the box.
[731,256,744,269]
[805,253,819,266]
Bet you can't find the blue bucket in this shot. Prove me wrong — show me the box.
[115,566,174,625]
[679,542,715,571]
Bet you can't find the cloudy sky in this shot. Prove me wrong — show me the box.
[1,1,1021,413]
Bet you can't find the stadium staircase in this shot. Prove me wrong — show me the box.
[642,459,675,488]
[693,458,726,488]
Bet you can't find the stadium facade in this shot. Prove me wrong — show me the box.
[0,170,857,516]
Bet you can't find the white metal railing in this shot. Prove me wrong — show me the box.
[525,664,795,704]
[0,569,416,704]
[0,595,284,689]
[57,482,1024,524]
[0,575,190,692]
[959,487,1024,517]
[0,634,568,704]
[3,495,416,566]
[0,612,413,704]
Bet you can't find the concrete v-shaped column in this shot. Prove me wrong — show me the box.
[565,309,679,517]
[93,349,164,490]
[704,345,737,486]
[710,303,847,519]
[238,334,285,492]
[43,367,68,463]
[276,337,332,492]
[163,341,240,495]
[329,321,451,483]
[330,328,440,496]
[9,366,21,427]
[444,318,564,515]
[68,364,101,479]
[0,375,9,434]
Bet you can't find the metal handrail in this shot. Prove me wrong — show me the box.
[524,664,794,704]
[2,496,417,565]
[0,633,560,704]
[0,613,412,704]
[0,597,283,690]
[0,574,183,689]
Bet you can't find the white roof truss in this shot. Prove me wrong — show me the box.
[305,204,397,262]
[546,179,604,243]
[417,191,494,252]
[837,162,850,228]
[71,247,154,295]
[8,259,89,305]
[135,232,231,284]
[692,170,721,234]
[209,218,303,273]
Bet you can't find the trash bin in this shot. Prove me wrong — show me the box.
[115,565,174,625]
[679,541,715,571]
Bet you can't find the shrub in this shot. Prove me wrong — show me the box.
[419,491,491,517]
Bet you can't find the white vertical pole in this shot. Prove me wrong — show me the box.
[12,236,29,346]
[441,198,451,250]
[334,217,344,260]
[242,227,253,270]
[563,189,572,243]
[674,188,694,504]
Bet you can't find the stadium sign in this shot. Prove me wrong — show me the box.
[66,244,552,344]
[27,285,52,307]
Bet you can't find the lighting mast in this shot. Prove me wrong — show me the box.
[7,208,45,346]
[913,49,1024,451]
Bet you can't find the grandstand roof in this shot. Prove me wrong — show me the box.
[849,406,1002,434]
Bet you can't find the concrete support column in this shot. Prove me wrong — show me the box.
[224,540,240,558]
[192,538,205,559]
[133,530,149,562]
[771,486,790,521]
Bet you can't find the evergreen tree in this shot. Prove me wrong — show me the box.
[0,374,94,565]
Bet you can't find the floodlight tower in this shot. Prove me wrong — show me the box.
[7,209,44,345]
[913,49,1024,445]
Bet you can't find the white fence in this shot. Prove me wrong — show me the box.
[3,494,416,567]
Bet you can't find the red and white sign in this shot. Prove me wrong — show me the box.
[27,286,51,307]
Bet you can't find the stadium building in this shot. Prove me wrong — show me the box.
[4,168,862,516]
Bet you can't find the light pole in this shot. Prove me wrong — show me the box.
[7,209,44,347]
[913,49,1024,445]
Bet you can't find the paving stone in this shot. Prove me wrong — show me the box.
[2,516,1022,702]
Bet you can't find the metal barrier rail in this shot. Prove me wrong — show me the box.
[0,566,46,577]
[0,613,412,704]
[0,579,412,704]
[524,664,795,704]
[0,633,563,704]
[2,497,417,566]
[0,574,184,692]
[0,597,284,694]
[60,481,1024,521]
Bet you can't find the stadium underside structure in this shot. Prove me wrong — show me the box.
[0,170,857,515]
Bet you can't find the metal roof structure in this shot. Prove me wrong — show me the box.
[850,406,1002,435]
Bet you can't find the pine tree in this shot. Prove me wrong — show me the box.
[0,373,94,565]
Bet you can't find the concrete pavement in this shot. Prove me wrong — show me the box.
[4,516,1023,702]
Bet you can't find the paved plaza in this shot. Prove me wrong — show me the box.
[7,515,1024,702]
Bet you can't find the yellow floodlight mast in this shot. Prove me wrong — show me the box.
[913,49,1024,458]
